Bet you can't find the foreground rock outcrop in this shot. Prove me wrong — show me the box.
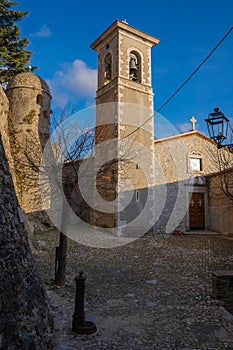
[0,134,53,350]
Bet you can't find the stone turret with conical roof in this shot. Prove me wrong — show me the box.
[4,72,52,213]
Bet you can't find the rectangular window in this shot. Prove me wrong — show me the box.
[189,157,202,172]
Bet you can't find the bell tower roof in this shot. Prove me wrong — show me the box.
[90,19,160,51]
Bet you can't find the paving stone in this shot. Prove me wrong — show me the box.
[34,230,233,349]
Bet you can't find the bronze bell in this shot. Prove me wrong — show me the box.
[130,58,137,72]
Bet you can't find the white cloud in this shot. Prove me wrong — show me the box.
[32,24,52,38]
[177,122,191,133]
[47,59,97,108]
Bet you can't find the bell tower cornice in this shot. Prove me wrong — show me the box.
[90,20,160,52]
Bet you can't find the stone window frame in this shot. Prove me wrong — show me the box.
[188,151,203,173]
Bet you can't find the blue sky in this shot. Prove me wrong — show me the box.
[17,0,233,137]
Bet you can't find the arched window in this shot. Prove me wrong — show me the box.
[36,94,43,105]
[129,51,141,82]
[104,53,112,85]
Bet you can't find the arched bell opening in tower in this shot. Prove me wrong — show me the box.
[129,52,140,82]
[104,53,112,85]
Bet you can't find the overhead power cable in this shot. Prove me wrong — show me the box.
[121,26,233,140]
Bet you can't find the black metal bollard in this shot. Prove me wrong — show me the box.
[54,246,61,280]
[72,271,97,334]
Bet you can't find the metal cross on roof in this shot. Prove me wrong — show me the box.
[190,116,197,131]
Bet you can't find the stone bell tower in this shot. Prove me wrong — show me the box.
[90,20,160,235]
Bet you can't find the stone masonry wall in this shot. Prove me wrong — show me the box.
[0,86,16,185]
[0,133,53,349]
[208,170,233,234]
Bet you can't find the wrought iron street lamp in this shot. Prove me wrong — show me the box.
[205,108,233,150]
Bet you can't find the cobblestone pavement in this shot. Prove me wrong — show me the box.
[34,231,233,350]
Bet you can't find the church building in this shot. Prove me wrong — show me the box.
[0,19,232,236]
[89,19,233,235]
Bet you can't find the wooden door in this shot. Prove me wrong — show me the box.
[189,193,205,230]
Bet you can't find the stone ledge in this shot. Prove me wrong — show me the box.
[212,271,233,315]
